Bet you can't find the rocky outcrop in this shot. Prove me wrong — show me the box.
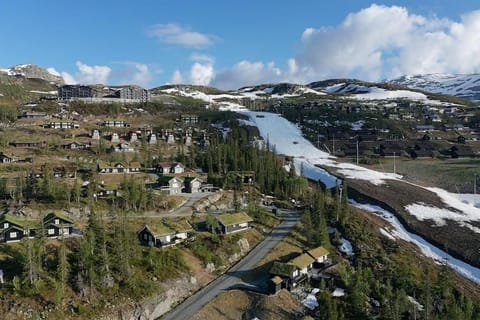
[192,192,227,212]
[1,64,64,85]
[100,275,199,320]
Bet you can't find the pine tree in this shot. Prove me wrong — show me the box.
[349,267,369,318]
[56,240,69,305]
[422,269,433,320]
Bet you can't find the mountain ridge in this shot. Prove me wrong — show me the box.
[0,64,64,85]
[0,62,476,107]
[389,73,480,102]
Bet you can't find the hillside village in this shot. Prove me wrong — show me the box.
[1,66,480,319]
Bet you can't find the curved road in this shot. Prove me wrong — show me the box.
[160,211,300,320]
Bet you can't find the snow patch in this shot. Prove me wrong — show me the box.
[408,296,424,311]
[237,118,256,126]
[30,90,58,95]
[380,228,396,241]
[332,288,345,297]
[405,188,480,231]
[405,203,462,226]
[302,288,320,310]
[335,162,401,185]
[338,238,354,256]
[324,83,451,105]
[218,101,247,112]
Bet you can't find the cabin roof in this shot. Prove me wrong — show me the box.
[271,276,283,284]
[44,212,74,224]
[288,253,315,269]
[0,214,26,228]
[307,246,330,259]
[216,212,253,226]
[143,219,193,237]
[270,261,297,277]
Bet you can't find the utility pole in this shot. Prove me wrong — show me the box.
[332,135,335,155]
[337,185,343,222]
[393,152,396,174]
[474,173,477,194]
[356,139,359,165]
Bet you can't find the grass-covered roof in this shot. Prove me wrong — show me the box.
[216,212,253,226]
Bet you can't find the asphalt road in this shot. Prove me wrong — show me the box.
[167,192,213,217]
[159,211,300,320]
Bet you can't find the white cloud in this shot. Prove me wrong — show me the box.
[46,67,60,77]
[148,23,216,48]
[61,61,111,84]
[212,5,480,89]
[189,62,215,86]
[388,10,480,77]
[190,53,215,64]
[295,4,425,81]
[213,60,285,89]
[61,72,77,85]
[60,61,157,87]
[170,70,184,84]
[116,62,153,87]
[295,5,480,81]
[131,63,153,87]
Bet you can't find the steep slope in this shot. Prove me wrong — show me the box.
[389,74,480,101]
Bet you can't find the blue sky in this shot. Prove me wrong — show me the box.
[1,1,480,89]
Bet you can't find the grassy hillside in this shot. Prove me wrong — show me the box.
[0,73,57,105]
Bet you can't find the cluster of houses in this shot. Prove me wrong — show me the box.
[299,118,480,160]
[12,111,210,156]
[291,97,480,161]
[0,152,32,164]
[0,212,76,243]
[0,210,253,248]
[43,122,79,129]
[94,127,203,148]
[94,160,210,195]
[97,161,141,174]
[269,246,331,293]
[332,137,478,159]
[138,212,253,248]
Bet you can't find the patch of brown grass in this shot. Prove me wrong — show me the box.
[193,289,302,320]
[181,249,215,286]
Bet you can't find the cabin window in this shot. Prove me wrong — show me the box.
[9,232,17,238]
[48,228,55,235]
[143,233,147,240]
[3,223,8,228]
[62,228,69,234]
[54,219,60,225]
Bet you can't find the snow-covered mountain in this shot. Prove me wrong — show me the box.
[389,74,480,101]
[237,83,325,98]
[150,78,471,113]
[0,64,64,85]
[307,79,460,105]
